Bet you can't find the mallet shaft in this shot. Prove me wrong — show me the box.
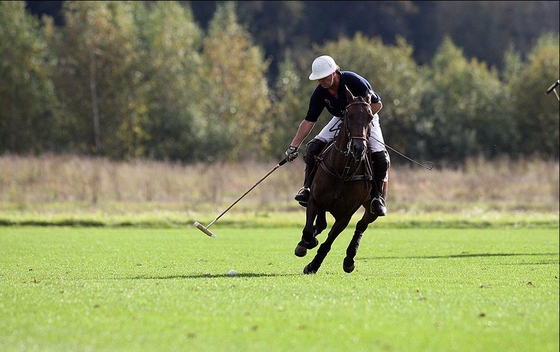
[208,159,287,227]
[194,158,288,238]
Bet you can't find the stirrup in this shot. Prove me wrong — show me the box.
[294,187,310,207]
[370,196,387,216]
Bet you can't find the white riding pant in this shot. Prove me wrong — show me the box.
[314,114,387,153]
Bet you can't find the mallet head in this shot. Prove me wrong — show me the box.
[194,221,216,238]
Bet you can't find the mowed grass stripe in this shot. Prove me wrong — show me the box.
[0,227,558,352]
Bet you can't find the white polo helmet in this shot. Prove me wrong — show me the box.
[309,55,338,80]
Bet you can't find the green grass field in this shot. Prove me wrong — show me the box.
[1,224,558,352]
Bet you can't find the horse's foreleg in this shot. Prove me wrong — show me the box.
[343,209,377,273]
[343,231,362,273]
[304,216,352,274]
[294,208,320,257]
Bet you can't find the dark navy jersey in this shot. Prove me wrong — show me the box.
[304,71,381,122]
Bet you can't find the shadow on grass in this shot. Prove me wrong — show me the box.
[359,252,559,261]
[130,272,300,280]
[124,253,558,280]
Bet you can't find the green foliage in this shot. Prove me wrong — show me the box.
[236,1,306,78]
[265,56,306,157]
[0,1,56,153]
[506,33,560,159]
[421,37,510,163]
[197,2,271,161]
[1,2,558,164]
[50,1,149,158]
[136,1,204,161]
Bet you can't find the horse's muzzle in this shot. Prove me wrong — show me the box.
[350,138,367,161]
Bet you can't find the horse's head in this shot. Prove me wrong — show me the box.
[344,86,374,161]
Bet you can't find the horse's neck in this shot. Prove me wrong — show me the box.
[333,122,348,152]
[334,135,348,150]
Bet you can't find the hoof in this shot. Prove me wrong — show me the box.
[343,258,355,273]
[303,264,317,274]
[294,238,318,257]
[294,245,307,257]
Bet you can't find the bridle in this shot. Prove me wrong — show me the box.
[335,101,373,158]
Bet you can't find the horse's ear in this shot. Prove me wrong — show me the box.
[345,86,355,101]
[366,92,372,104]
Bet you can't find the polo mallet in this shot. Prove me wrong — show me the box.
[194,158,288,238]
[545,79,560,101]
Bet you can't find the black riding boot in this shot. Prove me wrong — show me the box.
[370,151,390,216]
[295,139,327,206]
[370,179,387,216]
[294,163,316,206]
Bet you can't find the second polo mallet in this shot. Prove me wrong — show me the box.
[194,158,288,238]
[545,79,560,101]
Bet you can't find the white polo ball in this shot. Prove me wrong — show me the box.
[228,269,238,276]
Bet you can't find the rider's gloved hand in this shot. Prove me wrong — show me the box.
[285,146,299,162]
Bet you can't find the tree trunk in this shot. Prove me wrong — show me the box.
[89,49,101,154]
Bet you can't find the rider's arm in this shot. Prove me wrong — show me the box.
[290,120,315,148]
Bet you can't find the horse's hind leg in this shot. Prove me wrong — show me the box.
[314,211,327,236]
[343,231,362,273]
[343,210,377,273]
[304,216,352,274]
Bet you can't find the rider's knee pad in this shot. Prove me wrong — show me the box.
[371,150,390,174]
[303,139,327,165]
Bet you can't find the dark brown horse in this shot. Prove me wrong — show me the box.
[294,86,384,274]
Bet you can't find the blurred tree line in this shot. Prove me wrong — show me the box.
[1,1,558,165]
